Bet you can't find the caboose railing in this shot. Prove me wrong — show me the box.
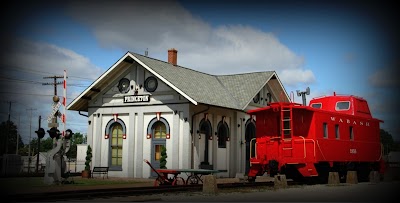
[297,136,316,158]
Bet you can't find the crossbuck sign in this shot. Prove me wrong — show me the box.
[47,102,62,123]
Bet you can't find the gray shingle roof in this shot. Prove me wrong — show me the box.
[131,52,275,110]
[67,51,282,112]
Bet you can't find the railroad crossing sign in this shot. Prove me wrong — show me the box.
[47,102,62,123]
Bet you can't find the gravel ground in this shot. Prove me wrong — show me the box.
[90,181,399,202]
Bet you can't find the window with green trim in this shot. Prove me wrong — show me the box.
[153,121,166,139]
[111,123,123,167]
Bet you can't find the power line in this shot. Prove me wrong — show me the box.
[1,75,90,87]
[0,91,55,96]
[0,64,95,81]
[0,64,52,77]
[43,75,64,96]
[0,76,43,84]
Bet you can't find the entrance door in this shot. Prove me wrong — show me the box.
[199,119,213,169]
[151,141,166,177]
[245,121,256,174]
[150,120,167,177]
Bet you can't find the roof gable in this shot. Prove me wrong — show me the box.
[216,72,275,110]
[131,52,239,109]
[68,51,288,111]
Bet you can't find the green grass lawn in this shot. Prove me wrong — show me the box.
[1,176,152,194]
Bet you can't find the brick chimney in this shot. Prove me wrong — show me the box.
[168,48,178,66]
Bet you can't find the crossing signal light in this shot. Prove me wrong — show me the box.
[65,129,73,139]
[47,127,61,139]
[35,128,45,139]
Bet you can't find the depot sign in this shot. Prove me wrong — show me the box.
[124,95,150,103]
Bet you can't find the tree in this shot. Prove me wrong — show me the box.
[27,137,54,155]
[160,145,167,169]
[40,137,54,151]
[380,129,395,154]
[21,132,86,158]
[0,120,23,155]
[66,132,85,159]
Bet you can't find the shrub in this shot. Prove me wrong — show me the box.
[160,145,167,169]
[85,145,92,171]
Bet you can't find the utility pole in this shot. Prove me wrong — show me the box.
[27,108,36,173]
[36,115,41,173]
[5,101,12,154]
[16,114,20,155]
[43,75,63,96]
[5,101,13,154]
[43,75,63,130]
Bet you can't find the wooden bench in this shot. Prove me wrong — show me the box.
[92,167,109,179]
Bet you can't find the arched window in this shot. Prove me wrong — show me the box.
[147,117,170,139]
[245,118,256,174]
[199,118,212,139]
[111,123,123,167]
[217,120,229,148]
[147,117,170,176]
[153,121,167,139]
[199,118,212,167]
[245,119,256,158]
[105,118,126,170]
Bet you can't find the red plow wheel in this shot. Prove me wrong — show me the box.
[172,177,186,185]
[186,175,200,185]
[154,177,161,186]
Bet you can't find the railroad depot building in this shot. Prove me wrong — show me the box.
[67,49,289,178]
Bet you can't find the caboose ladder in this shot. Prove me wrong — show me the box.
[281,104,293,156]
[281,104,293,139]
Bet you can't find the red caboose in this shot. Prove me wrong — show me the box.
[247,92,384,183]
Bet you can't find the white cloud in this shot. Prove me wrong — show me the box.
[279,69,316,87]
[66,1,311,81]
[0,0,320,144]
[0,38,102,144]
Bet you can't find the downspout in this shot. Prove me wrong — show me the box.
[190,105,210,168]
[79,111,89,117]
[79,111,89,144]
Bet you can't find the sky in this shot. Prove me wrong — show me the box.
[0,0,399,146]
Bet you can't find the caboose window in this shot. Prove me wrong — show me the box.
[323,123,328,138]
[311,103,322,109]
[349,126,354,140]
[335,124,340,139]
[335,101,350,111]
